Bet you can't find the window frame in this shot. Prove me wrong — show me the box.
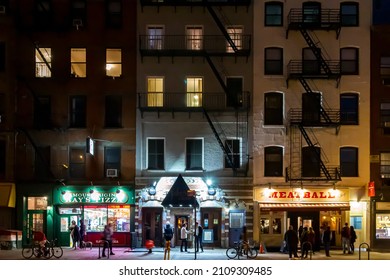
[224,138,241,169]
[69,95,86,128]
[69,147,86,179]
[340,47,359,75]
[35,47,52,78]
[264,146,283,177]
[147,138,165,171]
[186,25,203,50]
[104,146,121,177]
[340,146,358,177]
[226,26,243,53]
[70,48,86,78]
[264,1,283,27]
[264,47,283,75]
[264,92,283,125]
[185,138,204,171]
[106,48,122,78]
[340,2,359,27]
[104,95,122,128]
[105,0,122,28]
[340,93,359,125]
[147,77,164,107]
[186,77,203,107]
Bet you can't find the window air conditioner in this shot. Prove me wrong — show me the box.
[106,168,118,178]
[0,6,6,14]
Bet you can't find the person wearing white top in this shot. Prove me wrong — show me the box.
[180,223,189,252]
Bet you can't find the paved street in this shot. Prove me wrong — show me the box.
[0,246,388,261]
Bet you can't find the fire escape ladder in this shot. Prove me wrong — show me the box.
[298,77,332,124]
[203,108,237,174]
[16,128,56,180]
[206,6,238,53]
[34,42,52,73]
[298,26,332,77]
[298,124,332,180]
[287,126,303,182]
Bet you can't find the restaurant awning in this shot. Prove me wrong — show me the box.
[0,183,16,208]
[259,202,350,211]
[161,174,199,208]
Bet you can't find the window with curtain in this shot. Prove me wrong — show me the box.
[35,48,52,77]
[147,77,164,107]
[340,47,359,75]
[186,77,203,107]
[186,26,203,50]
[71,48,86,78]
[226,26,243,53]
[147,26,164,50]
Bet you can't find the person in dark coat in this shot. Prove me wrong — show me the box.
[69,220,80,250]
[79,220,86,248]
[195,222,203,252]
[284,225,299,259]
[322,226,332,257]
[350,226,357,253]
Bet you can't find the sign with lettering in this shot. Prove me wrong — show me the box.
[254,188,349,202]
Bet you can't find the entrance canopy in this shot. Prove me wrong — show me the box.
[259,202,350,211]
[161,174,199,208]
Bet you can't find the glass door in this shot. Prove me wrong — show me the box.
[59,215,80,247]
[25,211,46,245]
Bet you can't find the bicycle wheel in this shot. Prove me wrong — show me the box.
[226,247,238,259]
[33,246,42,258]
[246,247,258,259]
[43,247,52,259]
[22,247,34,259]
[52,246,63,259]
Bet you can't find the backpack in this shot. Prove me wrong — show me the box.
[164,226,173,241]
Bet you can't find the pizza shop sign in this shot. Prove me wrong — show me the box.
[60,191,128,204]
[255,188,348,202]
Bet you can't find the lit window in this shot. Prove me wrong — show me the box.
[186,77,203,107]
[106,48,122,77]
[147,77,164,107]
[71,48,86,77]
[186,26,203,50]
[226,26,243,53]
[35,48,52,77]
[147,26,164,50]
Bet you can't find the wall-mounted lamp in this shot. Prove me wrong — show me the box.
[89,189,94,194]
[116,189,121,194]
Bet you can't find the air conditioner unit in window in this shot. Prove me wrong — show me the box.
[0,6,6,14]
[106,168,118,178]
[72,18,83,29]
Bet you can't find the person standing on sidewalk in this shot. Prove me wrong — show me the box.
[341,222,351,254]
[180,223,189,252]
[322,226,332,257]
[195,222,203,253]
[69,220,80,250]
[102,223,115,257]
[350,225,357,253]
[79,220,86,249]
[284,225,299,259]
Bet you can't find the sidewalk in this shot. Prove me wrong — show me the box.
[0,247,388,260]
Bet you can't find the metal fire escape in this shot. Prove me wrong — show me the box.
[138,0,251,176]
[286,8,341,182]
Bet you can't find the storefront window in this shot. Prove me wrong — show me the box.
[84,205,130,232]
[376,214,390,239]
[260,218,270,234]
[27,197,48,210]
[272,218,281,234]
[84,206,107,232]
[58,207,82,215]
[350,216,362,230]
[108,205,130,232]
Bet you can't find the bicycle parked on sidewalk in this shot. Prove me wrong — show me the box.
[226,240,258,259]
[22,238,63,259]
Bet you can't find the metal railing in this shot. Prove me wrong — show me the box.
[289,109,340,125]
[287,8,340,27]
[287,60,341,78]
[140,0,252,6]
[358,242,370,260]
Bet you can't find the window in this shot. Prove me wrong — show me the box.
[186,26,203,50]
[380,103,390,134]
[106,48,122,77]
[71,0,87,27]
[0,42,5,72]
[264,92,283,125]
[226,26,243,53]
[224,138,241,169]
[265,2,283,26]
[340,47,359,75]
[106,0,122,28]
[380,152,390,178]
[34,96,51,129]
[71,48,86,78]
[35,146,51,179]
[340,147,358,177]
[0,93,5,124]
[350,216,362,230]
[84,205,130,232]
[104,147,121,177]
[260,218,270,234]
[302,2,321,24]
[340,2,359,26]
[302,146,320,177]
[340,93,358,125]
[69,147,85,178]
[70,96,86,128]
[186,138,203,170]
[147,26,164,50]
[380,56,390,85]
[147,77,163,107]
[264,47,283,75]
[303,47,320,74]
[0,140,5,179]
[35,48,52,77]
[186,77,203,107]
[375,213,390,239]
[34,0,52,27]
[147,138,164,170]
[264,146,283,177]
[105,95,122,128]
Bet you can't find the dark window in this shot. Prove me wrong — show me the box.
[380,56,390,85]
[264,146,283,177]
[104,146,121,177]
[35,146,51,180]
[34,0,52,28]
[0,139,5,178]
[340,2,359,26]
[303,47,321,75]
[105,95,122,128]
[71,0,87,27]
[34,96,51,129]
[70,96,86,128]
[106,0,122,28]
[302,1,321,24]
[186,139,203,170]
[380,103,390,135]
[0,42,5,72]
[224,139,240,169]
[264,92,283,125]
[265,47,283,75]
[147,138,164,170]
[340,147,358,177]
[340,47,359,75]
[69,147,85,178]
[340,93,358,125]
[265,2,283,26]
[302,92,321,125]
[302,146,320,177]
